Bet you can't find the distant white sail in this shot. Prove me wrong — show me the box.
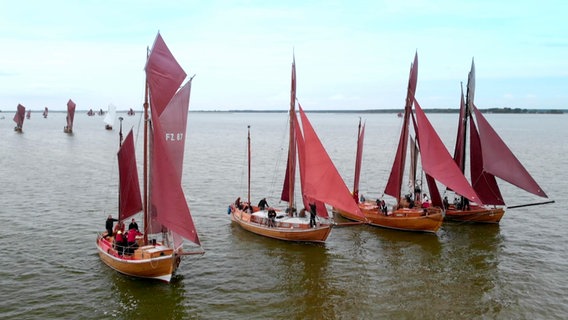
[104,104,116,127]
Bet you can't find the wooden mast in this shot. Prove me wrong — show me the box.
[143,46,150,245]
[247,125,251,206]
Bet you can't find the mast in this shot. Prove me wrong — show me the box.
[143,46,150,245]
[247,125,251,205]
[287,56,297,211]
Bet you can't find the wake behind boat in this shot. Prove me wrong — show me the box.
[229,57,364,243]
[96,33,203,282]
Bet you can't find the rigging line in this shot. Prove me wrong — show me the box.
[507,200,555,209]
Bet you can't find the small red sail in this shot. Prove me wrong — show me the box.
[118,130,143,220]
[472,104,548,198]
[413,98,481,204]
[13,104,25,128]
[298,105,364,219]
[145,33,187,117]
[67,99,76,130]
[452,86,467,171]
[469,117,505,205]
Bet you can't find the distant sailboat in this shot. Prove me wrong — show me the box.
[64,99,76,133]
[104,104,116,130]
[13,104,25,132]
[127,108,135,116]
[96,33,203,282]
[229,57,364,243]
[87,109,95,116]
[444,60,553,223]
[43,107,48,118]
[26,110,31,119]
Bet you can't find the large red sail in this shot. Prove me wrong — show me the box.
[384,53,418,200]
[118,130,143,220]
[298,105,364,218]
[413,99,481,204]
[353,120,365,201]
[67,99,76,130]
[145,33,200,245]
[145,33,187,117]
[13,104,25,128]
[472,104,548,198]
[452,86,467,171]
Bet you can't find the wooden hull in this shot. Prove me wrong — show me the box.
[336,202,443,233]
[230,207,332,243]
[444,205,505,224]
[96,235,180,282]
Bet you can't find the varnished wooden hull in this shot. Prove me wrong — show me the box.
[444,205,505,224]
[230,208,332,243]
[336,202,443,233]
[96,235,180,282]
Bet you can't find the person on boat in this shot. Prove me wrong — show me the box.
[114,230,125,255]
[360,194,366,203]
[128,218,139,231]
[126,227,142,255]
[235,197,242,210]
[267,208,277,227]
[421,194,431,208]
[258,198,269,211]
[113,221,125,235]
[309,203,317,228]
[380,200,388,215]
[443,196,450,210]
[105,215,118,238]
[462,197,471,210]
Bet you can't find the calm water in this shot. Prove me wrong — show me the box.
[0,111,566,319]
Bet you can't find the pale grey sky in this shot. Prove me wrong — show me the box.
[1,0,566,111]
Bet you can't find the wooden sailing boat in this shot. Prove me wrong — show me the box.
[229,57,364,243]
[127,108,135,116]
[43,107,48,118]
[104,104,116,130]
[63,99,76,133]
[96,33,203,282]
[444,60,553,223]
[26,110,31,119]
[13,104,25,132]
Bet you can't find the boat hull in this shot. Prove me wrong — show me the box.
[96,235,180,282]
[230,207,332,243]
[336,202,443,233]
[444,205,505,223]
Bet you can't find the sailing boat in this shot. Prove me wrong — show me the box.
[336,53,445,233]
[26,110,31,119]
[104,104,116,130]
[229,57,364,243]
[96,33,203,282]
[43,107,48,118]
[63,99,76,133]
[444,60,553,223]
[13,104,25,132]
[127,108,135,116]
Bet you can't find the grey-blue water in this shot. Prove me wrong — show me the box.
[0,111,566,319]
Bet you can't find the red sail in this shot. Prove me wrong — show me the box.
[150,117,200,245]
[145,33,200,245]
[353,120,365,201]
[469,118,505,205]
[145,33,187,117]
[452,86,467,171]
[118,130,143,220]
[472,104,548,198]
[298,105,364,218]
[413,99,481,204]
[384,53,418,200]
[67,99,76,130]
[13,104,25,128]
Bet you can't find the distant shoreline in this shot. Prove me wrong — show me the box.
[1,108,565,114]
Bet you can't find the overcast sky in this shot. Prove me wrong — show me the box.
[1,0,566,111]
